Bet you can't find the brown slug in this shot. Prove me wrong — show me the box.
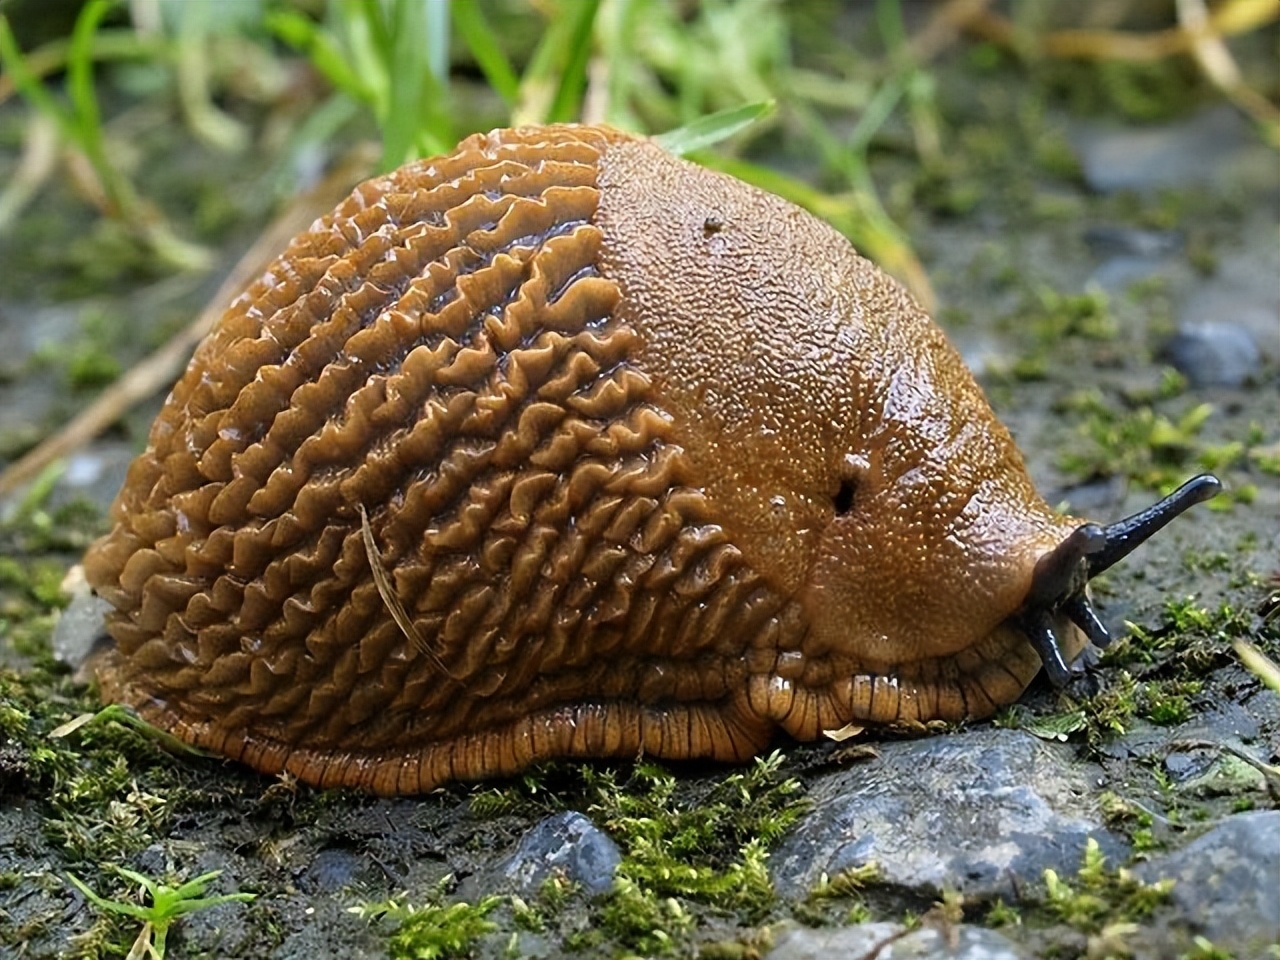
[82,124,1220,795]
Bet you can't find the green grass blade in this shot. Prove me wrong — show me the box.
[0,28,158,95]
[451,0,519,105]
[334,0,392,118]
[601,0,646,126]
[424,0,450,89]
[519,0,600,124]
[876,0,908,58]
[264,8,370,103]
[65,873,151,921]
[546,0,599,123]
[845,72,906,157]
[83,703,219,758]
[653,101,775,156]
[65,0,114,161]
[166,891,257,917]
[0,15,76,138]
[381,0,431,169]
[358,0,396,63]
[107,864,161,894]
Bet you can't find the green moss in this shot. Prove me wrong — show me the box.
[999,283,1122,379]
[808,862,881,900]
[1251,448,1280,476]
[1028,283,1117,341]
[1039,57,1203,123]
[587,751,807,953]
[985,897,1021,928]
[0,644,224,873]
[62,219,174,287]
[467,765,574,820]
[353,880,501,960]
[1131,826,1159,853]
[1025,672,1205,751]
[1056,390,1220,490]
[1182,550,1231,574]
[1140,679,1201,726]
[1182,936,1236,960]
[464,751,808,954]
[1060,597,1272,751]
[65,345,122,390]
[534,873,577,914]
[697,933,775,960]
[1040,838,1173,933]
[1119,598,1262,674]
[803,862,882,926]
[598,875,694,956]
[508,895,543,933]
[1032,128,1082,181]
[911,159,985,218]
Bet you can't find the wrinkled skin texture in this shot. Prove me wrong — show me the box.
[83,125,1085,794]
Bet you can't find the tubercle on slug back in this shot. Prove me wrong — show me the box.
[81,124,1219,794]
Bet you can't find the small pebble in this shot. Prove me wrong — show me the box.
[1162,321,1261,387]
[1075,106,1250,193]
[767,922,1030,960]
[500,811,621,896]
[50,569,112,670]
[1083,225,1183,259]
[1135,811,1280,955]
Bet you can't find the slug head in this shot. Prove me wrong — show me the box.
[596,137,1223,710]
[1010,473,1222,685]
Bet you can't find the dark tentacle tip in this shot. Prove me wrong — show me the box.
[1015,473,1220,684]
[1088,473,1222,578]
[1063,594,1112,649]
[1017,609,1071,688]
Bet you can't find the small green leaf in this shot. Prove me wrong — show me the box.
[653,101,775,156]
[451,0,519,104]
[66,871,152,921]
[58,703,218,758]
[1024,710,1089,742]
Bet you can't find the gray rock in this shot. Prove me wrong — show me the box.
[1176,753,1268,798]
[766,922,1029,960]
[1084,226,1183,260]
[1134,810,1280,956]
[770,728,1127,901]
[499,811,620,896]
[1163,748,1214,783]
[1084,225,1182,291]
[1088,255,1169,292]
[298,846,378,894]
[1075,106,1253,193]
[50,580,112,669]
[48,444,137,513]
[1163,321,1262,387]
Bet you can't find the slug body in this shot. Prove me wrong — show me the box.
[83,125,1218,794]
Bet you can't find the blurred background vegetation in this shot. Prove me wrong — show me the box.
[0,0,1275,494]
[1,0,1275,288]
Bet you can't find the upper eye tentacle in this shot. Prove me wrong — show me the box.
[1015,473,1222,687]
[1087,474,1223,578]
